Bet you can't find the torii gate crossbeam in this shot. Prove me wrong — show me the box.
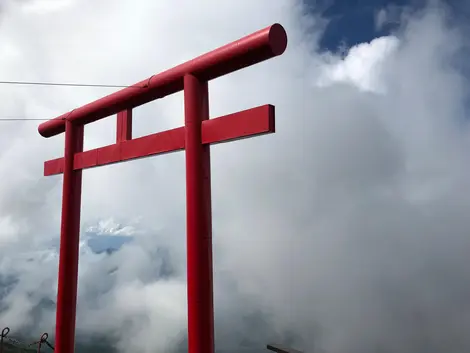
[38,23,287,353]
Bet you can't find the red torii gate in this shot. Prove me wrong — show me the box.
[38,23,287,353]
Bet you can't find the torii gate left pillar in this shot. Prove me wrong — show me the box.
[38,24,287,353]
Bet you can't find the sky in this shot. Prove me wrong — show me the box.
[0,0,470,353]
[314,0,470,53]
[313,0,419,50]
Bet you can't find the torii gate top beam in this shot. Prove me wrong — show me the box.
[38,23,287,138]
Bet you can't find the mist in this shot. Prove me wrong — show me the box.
[0,0,470,352]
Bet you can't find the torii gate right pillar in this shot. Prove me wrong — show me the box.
[185,75,214,352]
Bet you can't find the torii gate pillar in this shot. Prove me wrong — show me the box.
[38,24,287,353]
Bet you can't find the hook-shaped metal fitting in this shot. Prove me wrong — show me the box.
[1,328,9,338]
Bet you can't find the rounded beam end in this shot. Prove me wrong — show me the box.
[38,123,50,138]
[38,118,65,138]
[268,23,288,56]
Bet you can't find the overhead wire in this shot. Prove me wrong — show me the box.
[0,118,51,121]
[0,78,144,122]
[0,79,141,88]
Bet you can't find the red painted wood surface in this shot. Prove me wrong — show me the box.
[44,105,274,176]
[38,23,287,353]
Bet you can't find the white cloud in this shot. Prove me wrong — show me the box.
[18,0,76,14]
[0,1,468,353]
[318,36,400,92]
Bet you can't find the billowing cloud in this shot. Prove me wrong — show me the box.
[0,1,469,353]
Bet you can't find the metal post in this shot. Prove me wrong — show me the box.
[184,74,214,353]
[54,120,84,353]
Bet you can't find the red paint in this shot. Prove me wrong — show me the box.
[38,23,287,138]
[38,23,287,353]
[44,105,274,176]
[116,109,132,142]
[55,121,83,353]
[184,75,214,353]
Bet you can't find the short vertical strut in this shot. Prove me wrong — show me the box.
[184,74,214,353]
[54,120,84,353]
[116,109,132,142]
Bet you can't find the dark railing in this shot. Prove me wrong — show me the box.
[0,327,54,352]
[1,327,301,353]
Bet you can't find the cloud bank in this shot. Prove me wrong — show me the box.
[0,0,470,352]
